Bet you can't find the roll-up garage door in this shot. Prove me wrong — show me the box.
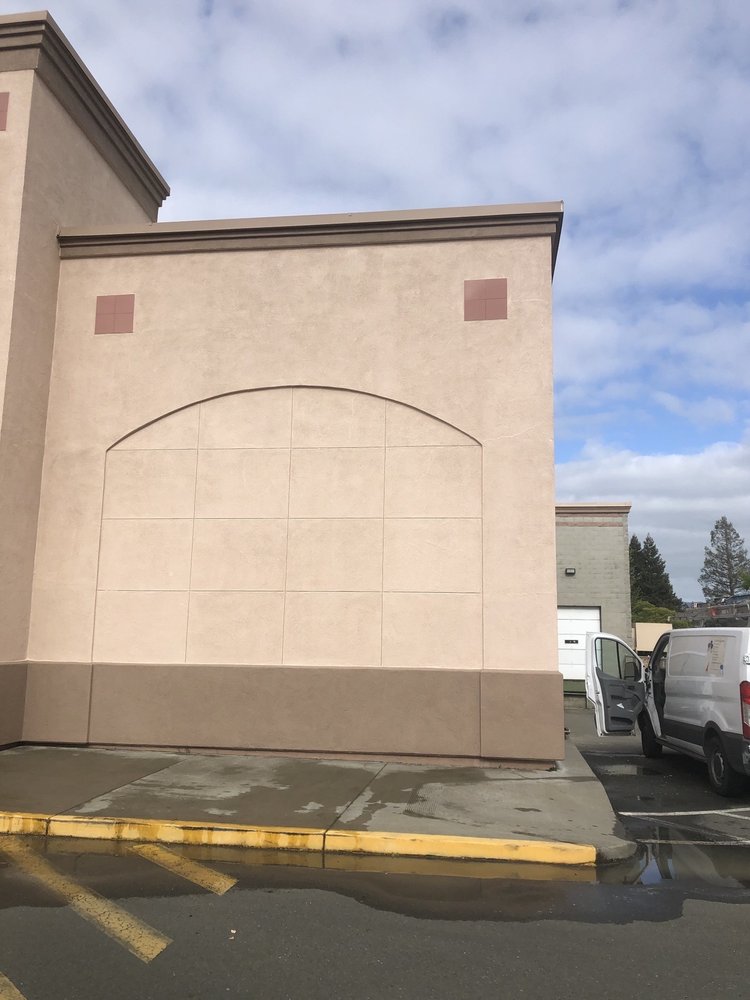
[557,606,601,681]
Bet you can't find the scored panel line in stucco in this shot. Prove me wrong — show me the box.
[115,444,479,449]
[94,587,480,594]
[479,426,485,745]
[95,388,483,668]
[282,384,386,664]
[279,389,294,665]
[101,514,482,519]
[184,407,202,662]
[380,397,388,666]
[88,433,114,738]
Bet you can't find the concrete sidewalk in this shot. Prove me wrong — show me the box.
[0,735,635,867]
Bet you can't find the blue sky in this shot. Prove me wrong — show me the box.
[4,0,749,600]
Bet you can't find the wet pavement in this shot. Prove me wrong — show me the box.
[2,834,750,999]
[3,709,750,998]
[567,700,750,885]
[0,737,634,863]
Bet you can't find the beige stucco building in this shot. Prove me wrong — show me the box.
[0,12,565,763]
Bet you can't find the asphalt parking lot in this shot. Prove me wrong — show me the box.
[567,701,750,884]
[3,711,750,998]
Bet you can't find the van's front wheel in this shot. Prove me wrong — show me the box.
[639,713,662,758]
[706,736,746,797]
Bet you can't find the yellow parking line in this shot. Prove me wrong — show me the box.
[0,838,171,963]
[0,972,27,1000]
[129,843,237,895]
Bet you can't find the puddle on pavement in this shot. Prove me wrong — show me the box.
[5,834,750,927]
[8,832,750,892]
[594,763,664,777]
[602,838,750,889]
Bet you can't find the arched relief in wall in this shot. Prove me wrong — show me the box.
[92,388,483,668]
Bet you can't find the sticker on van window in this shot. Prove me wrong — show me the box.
[706,638,726,676]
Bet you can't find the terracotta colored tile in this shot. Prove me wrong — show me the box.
[114,294,135,314]
[484,297,507,320]
[95,294,134,333]
[111,313,134,334]
[464,277,507,299]
[463,279,487,302]
[464,278,507,321]
[94,314,116,335]
[481,278,507,298]
[96,295,118,316]
[0,92,8,110]
[464,299,486,321]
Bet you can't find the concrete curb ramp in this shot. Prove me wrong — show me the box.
[0,811,596,866]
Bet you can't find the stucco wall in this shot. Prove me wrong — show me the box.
[0,70,33,737]
[0,73,153,664]
[18,233,564,760]
[93,388,483,668]
[30,236,557,680]
[0,70,32,396]
[1,12,564,761]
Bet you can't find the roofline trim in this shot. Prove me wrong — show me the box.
[555,503,632,516]
[58,202,564,266]
[0,10,169,217]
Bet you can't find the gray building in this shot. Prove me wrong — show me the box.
[556,503,632,693]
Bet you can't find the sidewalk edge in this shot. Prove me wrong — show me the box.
[0,811,596,866]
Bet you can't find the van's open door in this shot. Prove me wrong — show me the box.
[585,633,647,737]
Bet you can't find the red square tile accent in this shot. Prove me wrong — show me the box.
[484,298,508,320]
[464,299,486,321]
[95,314,116,335]
[464,278,507,321]
[95,294,135,334]
[96,296,117,316]
[0,92,9,131]
[111,312,134,334]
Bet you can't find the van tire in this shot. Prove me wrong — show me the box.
[705,736,746,797]
[639,714,662,758]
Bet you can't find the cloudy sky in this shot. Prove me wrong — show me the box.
[5,0,748,600]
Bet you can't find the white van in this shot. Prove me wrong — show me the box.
[585,628,750,796]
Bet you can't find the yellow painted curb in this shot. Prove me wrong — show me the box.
[323,852,597,882]
[0,812,49,836]
[0,811,596,865]
[324,829,597,866]
[45,815,325,852]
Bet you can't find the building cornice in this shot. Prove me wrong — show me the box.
[0,10,169,218]
[556,503,632,518]
[58,201,564,266]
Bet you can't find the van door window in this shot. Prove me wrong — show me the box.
[595,637,641,681]
[596,637,621,678]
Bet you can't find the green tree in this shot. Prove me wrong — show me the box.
[699,517,750,601]
[632,598,691,627]
[629,534,643,604]
[631,533,680,609]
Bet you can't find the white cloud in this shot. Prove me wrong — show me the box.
[556,437,750,601]
[652,391,735,427]
[2,0,748,601]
